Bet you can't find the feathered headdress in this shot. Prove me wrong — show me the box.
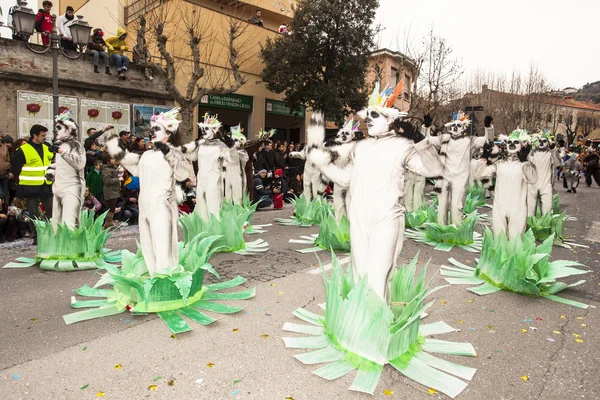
[500,128,531,143]
[55,110,78,131]
[444,111,471,127]
[150,107,181,133]
[357,79,408,120]
[230,124,245,139]
[341,119,360,132]
[539,128,554,141]
[197,112,222,129]
[257,128,276,141]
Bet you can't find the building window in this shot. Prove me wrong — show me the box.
[404,73,411,100]
[558,114,563,123]
[547,113,552,123]
[390,67,399,87]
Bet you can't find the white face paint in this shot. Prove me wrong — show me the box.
[54,121,77,141]
[364,108,394,137]
[150,123,169,143]
[506,139,522,154]
[538,138,549,149]
[446,121,468,139]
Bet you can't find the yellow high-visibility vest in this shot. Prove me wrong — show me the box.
[19,142,53,186]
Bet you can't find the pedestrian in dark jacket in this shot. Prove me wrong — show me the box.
[101,155,122,228]
[584,151,600,187]
[253,170,273,209]
[257,142,276,172]
[88,28,112,74]
[274,144,287,170]
[0,194,17,243]
[10,125,54,244]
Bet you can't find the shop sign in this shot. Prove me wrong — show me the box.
[265,99,305,118]
[200,93,253,112]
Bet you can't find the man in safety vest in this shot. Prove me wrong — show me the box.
[10,124,54,245]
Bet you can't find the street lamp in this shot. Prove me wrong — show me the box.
[11,1,92,118]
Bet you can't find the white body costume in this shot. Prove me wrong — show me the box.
[316,133,442,300]
[288,116,328,201]
[527,150,557,215]
[181,115,231,220]
[45,114,86,230]
[105,109,190,276]
[428,114,494,225]
[224,125,249,205]
[323,119,362,221]
[404,125,430,212]
[311,80,443,300]
[475,131,538,240]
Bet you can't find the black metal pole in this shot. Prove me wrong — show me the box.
[51,14,59,119]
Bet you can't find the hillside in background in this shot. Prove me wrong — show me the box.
[574,81,600,104]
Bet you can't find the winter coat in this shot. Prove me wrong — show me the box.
[290,178,303,196]
[101,165,121,201]
[83,194,102,212]
[105,28,128,56]
[256,150,275,172]
[0,143,10,176]
[85,168,104,199]
[87,32,108,53]
[273,149,286,169]
[253,175,272,201]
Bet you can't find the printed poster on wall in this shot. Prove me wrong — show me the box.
[80,99,131,144]
[133,104,172,135]
[17,91,78,140]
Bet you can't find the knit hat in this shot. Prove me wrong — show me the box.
[1,135,14,144]
[274,169,283,177]
[258,169,267,174]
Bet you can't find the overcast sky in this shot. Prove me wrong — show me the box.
[375,0,597,90]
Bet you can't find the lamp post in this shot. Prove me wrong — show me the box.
[11,1,92,118]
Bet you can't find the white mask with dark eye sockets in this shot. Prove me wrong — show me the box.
[538,138,548,149]
[54,122,72,141]
[448,122,467,138]
[151,124,169,143]
[507,139,522,154]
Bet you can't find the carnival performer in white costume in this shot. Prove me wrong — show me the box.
[105,108,190,276]
[476,129,538,239]
[288,116,328,201]
[224,124,250,205]
[180,113,233,220]
[311,81,443,300]
[322,118,363,221]
[527,130,561,216]
[45,111,86,230]
[427,111,495,225]
[404,115,434,212]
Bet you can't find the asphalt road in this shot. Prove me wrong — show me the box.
[0,185,599,400]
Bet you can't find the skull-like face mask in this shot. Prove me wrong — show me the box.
[447,121,468,139]
[150,124,169,143]
[335,128,355,144]
[363,108,395,137]
[232,134,247,149]
[506,139,522,154]
[200,125,220,140]
[538,137,549,149]
[54,120,77,143]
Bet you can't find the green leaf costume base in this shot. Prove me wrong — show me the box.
[275,195,333,227]
[283,254,477,398]
[405,215,482,253]
[527,206,587,249]
[4,211,121,271]
[64,235,255,334]
[440,229,589,309]
[179,200,269,255]
[289,213,351,253]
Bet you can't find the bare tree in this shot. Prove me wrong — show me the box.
[129,0,254,142]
